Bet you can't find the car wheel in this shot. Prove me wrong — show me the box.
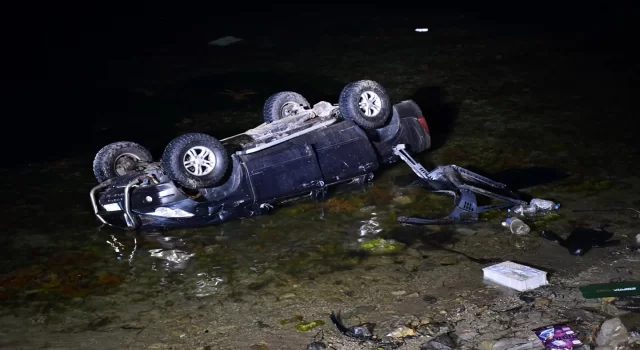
[93,141,153,183]
[339,80,391,130]
[263,91,310,123]
[161,133,229,190]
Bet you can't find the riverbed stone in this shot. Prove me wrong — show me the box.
[596,317,629,347]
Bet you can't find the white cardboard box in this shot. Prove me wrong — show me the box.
[482,261,548,292]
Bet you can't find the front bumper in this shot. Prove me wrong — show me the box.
[90,172,237,230]
[90,173,151,228]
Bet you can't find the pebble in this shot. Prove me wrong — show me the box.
[278,293,296,300]
[386,326,416,338]
[391,290,407,296]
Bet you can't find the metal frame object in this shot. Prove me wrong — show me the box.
[392,144,527,225]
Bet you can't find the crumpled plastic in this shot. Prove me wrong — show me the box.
[532,324,583,349]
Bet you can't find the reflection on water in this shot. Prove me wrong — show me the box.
[149,249,195,271]
[193,272,225,297]
[1,168,451,305]
[358,209,383,242]
[105,234,136,264]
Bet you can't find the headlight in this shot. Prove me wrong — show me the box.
[146,207,194,218]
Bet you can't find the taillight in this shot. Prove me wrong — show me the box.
[417,117,429,133]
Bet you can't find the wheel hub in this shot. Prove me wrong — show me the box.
[358,91,382,117]
[183,146,217,176]
[114,153,141,176]
[280,102,299,119]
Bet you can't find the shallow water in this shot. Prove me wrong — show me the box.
[3,13,640,349]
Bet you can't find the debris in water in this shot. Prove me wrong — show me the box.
[295,320,326,332]
[329,312,374,340]
[532,324,583,349]
[578,281,640,299]
[540,226,619,256]
[482,261,548,292]
[208,36,243,46]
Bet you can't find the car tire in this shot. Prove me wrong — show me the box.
[161,133,229,190]
[263,91,310,123]
[93,141,153,183]
[374,106,402,143]
[339,80,391,130]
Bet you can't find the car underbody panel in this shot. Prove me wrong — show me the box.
[90,100,431,230]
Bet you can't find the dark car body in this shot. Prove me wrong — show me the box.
[90,100,431,230]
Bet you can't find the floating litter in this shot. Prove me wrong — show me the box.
[414,28,429,32]
[482,261,548,291]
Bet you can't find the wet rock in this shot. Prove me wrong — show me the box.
[215,325,237,334]
[422,295,437,303]
[420,333,456,349]
[436,256,459,266]
[203,245,220,255]
[533,297,552,308]
[360,205,376,213]
[359,238,405,254]
[419,261,440,271]
[477,340,494,350]
[619,312,640,333]
[455,228,476,236]
[420,316,433,324]
[596,317,629,347]
[385,325,416,338]
[342,305,376,319]
[477,228,496,236]
[405,248,423,258]
[393,196,413,205]
[416,323,451,337]
[562,308,606,323]
[255,320,270,328]
[306,342,327,350]
[454,333,478,345]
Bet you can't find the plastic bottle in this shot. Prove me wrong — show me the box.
[509,199,561,218]
[501,217,531,235]
[530,198,561,211]
[509,205,537,217]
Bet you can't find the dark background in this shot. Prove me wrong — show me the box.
[5,1,637,165]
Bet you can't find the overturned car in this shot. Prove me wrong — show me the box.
[89,80,431,230]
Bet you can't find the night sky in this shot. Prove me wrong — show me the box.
[7,2,636,166]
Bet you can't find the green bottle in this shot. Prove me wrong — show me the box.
[579,281,640,299]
